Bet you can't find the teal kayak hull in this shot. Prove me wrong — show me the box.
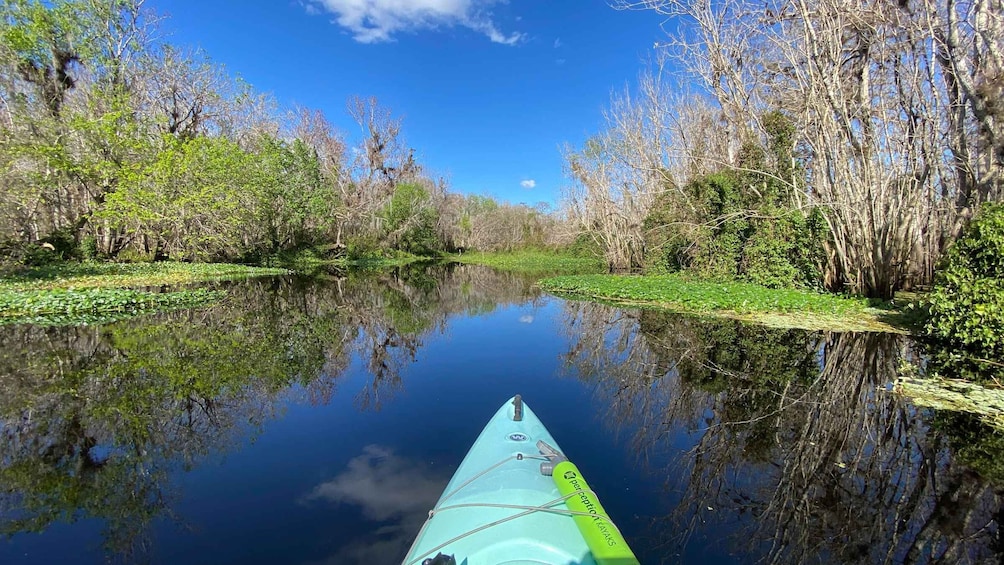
[402,396,602,565]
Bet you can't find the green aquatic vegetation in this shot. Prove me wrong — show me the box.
[0,262,290,292]
[452,251,605,275]
[0,262,284,325]
[896,375,1004,432]
[0,288,224,326]
[539,274,902,332]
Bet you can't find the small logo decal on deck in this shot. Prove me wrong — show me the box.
[508,433,528,442]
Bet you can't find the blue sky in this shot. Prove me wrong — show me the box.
[148,0,670,206]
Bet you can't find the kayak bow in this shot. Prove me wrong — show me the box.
[403,395,639,565]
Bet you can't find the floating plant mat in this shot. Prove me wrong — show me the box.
[0,287,224,326]
[896,375,1004,430]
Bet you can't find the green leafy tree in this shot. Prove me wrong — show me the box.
[925,202,1004,361]
[380,182,440,255]
[242,135,333,258]
[100,135,249,261]
[0,0,149,253]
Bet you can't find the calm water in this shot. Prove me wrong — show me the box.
[1,264,1001,564]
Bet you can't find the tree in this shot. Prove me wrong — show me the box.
[614,0,1004,298]
[241,134,332,257]
[562,61,741,272]
[141,45,225,140]
[0,0,150,251]
[376,182,436,254]
[99,135,248,260]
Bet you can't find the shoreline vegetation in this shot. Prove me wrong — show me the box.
[450,250,605,275]
[446,251,913,333]
[0,256,434,325]
[0,262,289,326]
[538,273,910,334]
[0,262,291,291]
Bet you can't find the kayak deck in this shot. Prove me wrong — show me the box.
[402,396,602,565]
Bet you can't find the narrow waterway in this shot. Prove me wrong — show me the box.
[0,264,1000,564]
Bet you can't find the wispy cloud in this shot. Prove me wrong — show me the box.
[307,0,524,45]
[520,179,536,189]
[553,38,562,48]
[519,315,534,324]
[301,1,320,16]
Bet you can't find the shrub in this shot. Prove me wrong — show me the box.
[80,236,99,261]
[565,233,604,260]
[741,216,801,288]
[22,244,60,266]
[925,202,1004,359]
[643,170,827,289]
[116,248,156,263]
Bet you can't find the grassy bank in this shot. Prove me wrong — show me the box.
[260,247,437,273]
[539,274,908,333]
[0,262,288,326]
[0,262,290,291]
[451,250,605,275]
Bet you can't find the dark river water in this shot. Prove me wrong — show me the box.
[1,264,1001,564]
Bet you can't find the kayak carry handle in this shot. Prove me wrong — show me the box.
[538,441,640,565]
[512,394,523,421]
[537,440,567,476]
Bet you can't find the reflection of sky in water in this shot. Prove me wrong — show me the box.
[303,445,448,564]
[0,267,1000,565]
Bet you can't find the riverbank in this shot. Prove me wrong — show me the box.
[1,262,291,291]
[451,250,605,275]
[0,262,289,326]
[539,274,911,333]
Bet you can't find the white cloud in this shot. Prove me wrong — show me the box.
[301,1,321,16]
[519,315,534,324]
[553,38,562,48]
[308,0,524,45]
[306,445,445,520]
[555,58,566,65]
[303,445,450,563]
[520,179,536,189]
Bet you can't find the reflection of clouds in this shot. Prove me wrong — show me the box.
[519,315,534,324]
[304,445,448,565]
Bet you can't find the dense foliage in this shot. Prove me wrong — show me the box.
[925,203,1004,360]
[644,171,827,289]
[641,113,827,288]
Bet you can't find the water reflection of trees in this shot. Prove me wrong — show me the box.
[561,302,1002,564]
[0,264,540,559]
[326,263,544,409]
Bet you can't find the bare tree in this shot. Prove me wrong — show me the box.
[614,0,1004,297]
[561,59,734,272]
[139,46,225,140]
